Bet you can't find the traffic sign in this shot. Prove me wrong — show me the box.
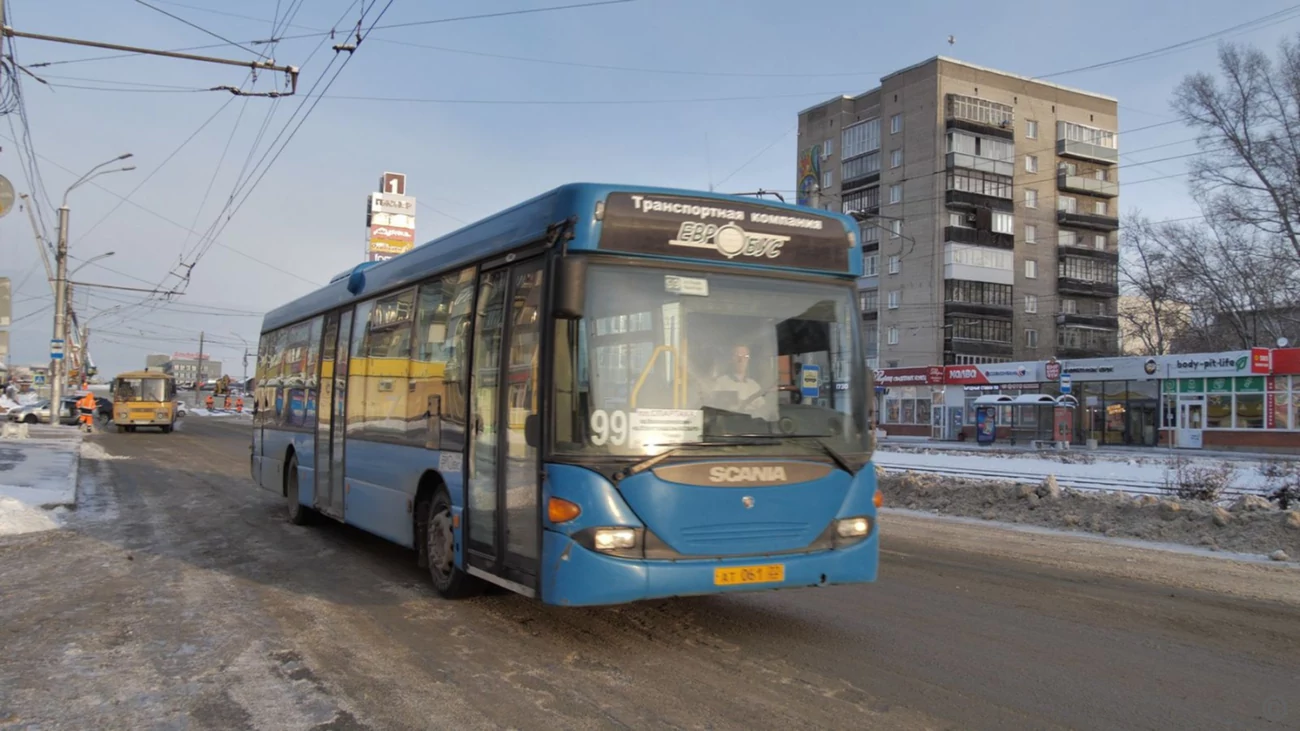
[50,338,65,360]
[1059,373,1072,395]
[0,174,14,219]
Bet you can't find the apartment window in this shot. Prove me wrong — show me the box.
[859,289,879,313]
[890,113,902,134]
[947,316,1013,343]
[890,149,903,168]
[887,326,899,345]
[889,219,902,238]
[1026,328,1039,348]
[946,94,1014,127]
[861,223,880,245]
[992,211,1014,235]
[887,290,900,309]
[1094,169,1107,181]
[842,118,881,159]
[888,255,901,274]
[823,138,834,158]
[945,244,1012,271]
[947,131,1015,164]
[1061,299,1077,314]
[944,280,1012,307]
[863,253,879,276]
[1093,234,1107,250]
[1025,189,1038,208]
[1025,155,1038,173]
[949,212,969,228]
[1025,224,1037,244]
[1026,119,1038,139]
[1060,230,1078,247]
[823,170,833,189]
[842,186,879,215]
[889,184,902,204]
[1059,256,1118,283]
[842,151,881,181]
[1025,259,1038,279]
[1057,121,1117,150]
[1095,301,1108,315]
[946,169,1013,199]
[1094,200,1108,215]
[1058,196,1077,213]
[1024,294,1038,313]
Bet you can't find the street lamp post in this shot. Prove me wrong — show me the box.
[49,155,133,422]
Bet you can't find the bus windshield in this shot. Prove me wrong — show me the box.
[115,378,169,402]
[553,263,869,462]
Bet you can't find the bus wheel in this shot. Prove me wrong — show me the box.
[285,454,314,526]
[161,425,172,434]
[420,489,481,599]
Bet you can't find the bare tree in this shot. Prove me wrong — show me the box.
[1164,38,1300,348]
[1118,213,1189,354]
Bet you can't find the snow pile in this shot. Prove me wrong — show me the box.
[880,470,1300,560]
[0,496,62,536]
[81,442,128,461]
[0,395,20,411]
[189,408,250,418]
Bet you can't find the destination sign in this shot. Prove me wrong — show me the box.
[599,193,852,273]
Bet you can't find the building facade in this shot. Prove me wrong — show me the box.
[144,353,221,389]
[797,56,1120,369]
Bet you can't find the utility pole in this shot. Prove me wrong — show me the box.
[196,331,205,392]
[49,205,68,422]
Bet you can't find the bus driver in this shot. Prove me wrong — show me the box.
[710,344,778,421]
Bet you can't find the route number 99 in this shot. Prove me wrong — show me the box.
[590,409,628,446]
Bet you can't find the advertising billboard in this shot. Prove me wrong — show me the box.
[366,175,416,262]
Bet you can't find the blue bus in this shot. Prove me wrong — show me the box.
[251,183,879,606]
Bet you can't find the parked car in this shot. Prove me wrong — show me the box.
[175,400,187,417]
[6,398,79,425]
[95,397,113,420]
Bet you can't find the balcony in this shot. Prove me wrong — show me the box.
[1057,241,1119,262]
[1057,138,1118,165]
[945,225,1014,250]
[945,338,1014,359]
[1059,312,1119,329]
[1058,277,1120,297]
[945,189,1014,212]
[947,151,1014,178]
[945,94,1014,140]
[1057,326,1120,358]
[1057,170,1118,198]
[945,300,1013,318]
[1057,209,1119,231]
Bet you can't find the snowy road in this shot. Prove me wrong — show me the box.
[1,419,1298,730]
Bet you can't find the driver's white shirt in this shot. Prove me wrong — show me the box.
[712,373,777,420]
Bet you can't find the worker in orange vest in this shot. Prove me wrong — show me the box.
[205,394,214,411]
[235,395,244,413]
[224,394,232,410]
[76,390,98,432]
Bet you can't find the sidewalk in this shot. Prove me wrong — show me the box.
[0,424,84,536]
[878,435,1288,463]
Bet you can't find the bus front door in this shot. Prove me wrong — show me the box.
[465,257,545,594]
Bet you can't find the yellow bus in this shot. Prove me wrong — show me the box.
[111,370,178,433]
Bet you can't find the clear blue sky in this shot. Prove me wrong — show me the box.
[4,0,1299,376]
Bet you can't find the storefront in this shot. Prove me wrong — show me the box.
[874,347,1299,451]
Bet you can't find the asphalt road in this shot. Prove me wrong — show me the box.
[1,416,1298,730]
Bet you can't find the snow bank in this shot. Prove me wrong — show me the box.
[0,496,62,536]
[81,442,128,461]
[189,408,251,418]
[880,470,1300,560]
[0,441,79,507]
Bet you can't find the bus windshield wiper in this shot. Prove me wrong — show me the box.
[616,439,767,481]
[714,433,856,474]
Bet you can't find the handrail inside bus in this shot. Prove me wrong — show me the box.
[629,345,679,410]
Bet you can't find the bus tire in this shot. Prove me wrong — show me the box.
[161,425,172,434]
[419,488,481,599]
[285,454,314,526]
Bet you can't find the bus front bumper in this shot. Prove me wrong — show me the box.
[539,529,878,607]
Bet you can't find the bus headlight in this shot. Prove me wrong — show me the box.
[117,411,128,420]
[156,411,168,419]
[835,516,872,541]
[592,528,638,551]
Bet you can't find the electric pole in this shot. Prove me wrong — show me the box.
[196,331,205,391]
[49,205,68,422]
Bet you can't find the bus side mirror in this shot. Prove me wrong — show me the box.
[553,256,587,320]
[524,414,541,448]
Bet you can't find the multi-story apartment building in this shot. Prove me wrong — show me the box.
[796,56,1120,368]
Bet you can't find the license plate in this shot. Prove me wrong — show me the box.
[713,564,784,586]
